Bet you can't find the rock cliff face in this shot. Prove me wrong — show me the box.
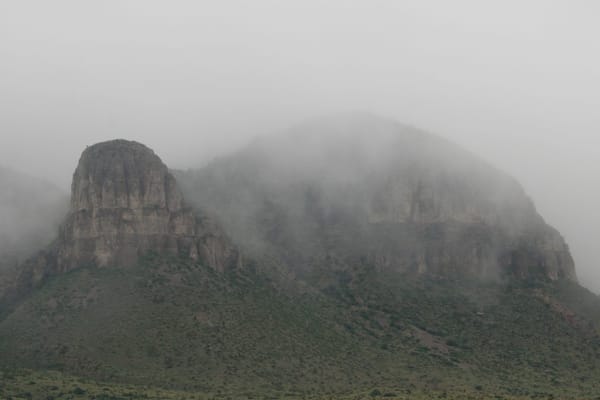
[7,140,240,298]
[56,140,239,272]
[177,114,576,282]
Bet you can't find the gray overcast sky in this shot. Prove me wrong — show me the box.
[1,1,599,290]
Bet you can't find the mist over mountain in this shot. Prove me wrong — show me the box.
[0,166,67,271]
[2,2,600,398]
[177,114,575,283]
[2,115,598,399]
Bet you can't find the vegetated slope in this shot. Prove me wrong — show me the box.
[1,254,600,399]
[0,166,67,271]
[0,254,386,395]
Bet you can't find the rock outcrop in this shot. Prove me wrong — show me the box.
[6,140,240,299]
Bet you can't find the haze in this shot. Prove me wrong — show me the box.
[1,1,599,291]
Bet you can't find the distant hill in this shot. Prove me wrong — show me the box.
[0,165,67,272]
[1,115,599,400]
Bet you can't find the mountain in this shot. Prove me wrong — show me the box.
[1,116,599,400]
[0,140,240,306]
[176,114,575,283]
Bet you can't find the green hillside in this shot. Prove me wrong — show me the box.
[2,253,600,399]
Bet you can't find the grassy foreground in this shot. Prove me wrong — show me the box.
[3,368,588,400]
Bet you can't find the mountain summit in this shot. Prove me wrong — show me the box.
[178,114,576,283]
[58,139,239,271]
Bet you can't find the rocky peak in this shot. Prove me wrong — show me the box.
[55,139,239,271]
[6,140,240,300]
[70,140,183,213]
